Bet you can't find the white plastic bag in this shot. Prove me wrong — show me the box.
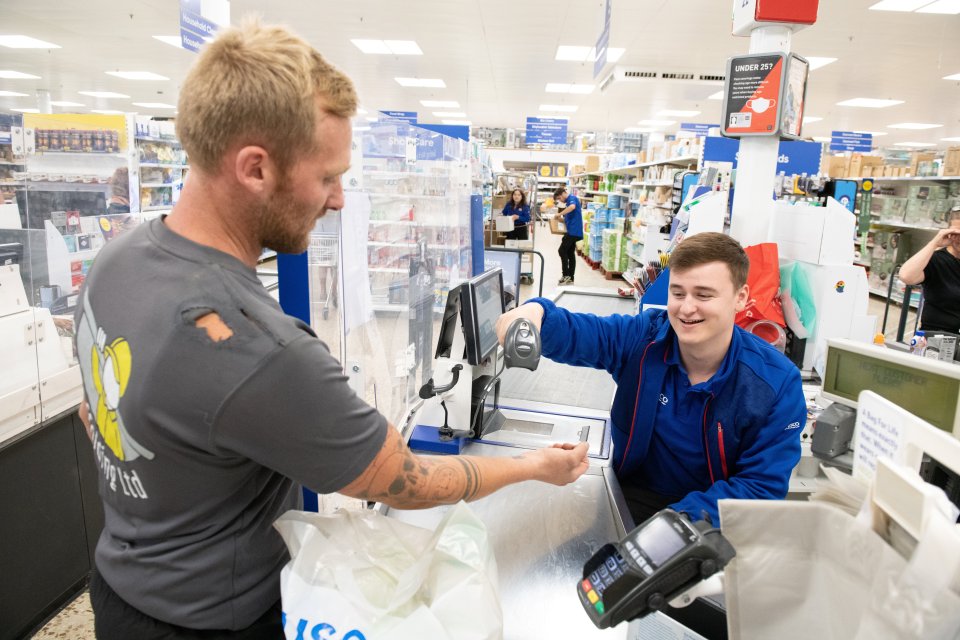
[274,502,502,640]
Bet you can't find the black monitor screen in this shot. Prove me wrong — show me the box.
[461,268,504,365]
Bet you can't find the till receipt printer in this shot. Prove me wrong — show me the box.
[578,509,735,629]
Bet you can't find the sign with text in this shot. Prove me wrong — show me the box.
[831,131,873,153]
[722,53,785,137]
[594,0,612,78]
[680,123,719,135]
[526,117,568,145]
[702,135,823,177]
[379,111,417,124]
[179,0,229,53]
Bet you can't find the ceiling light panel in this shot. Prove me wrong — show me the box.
[132,102,177,109]
[802,116,823,123]
[916,0,960,13]
[708,91,724,100]
[812,136,832,142]
[433,111,466,117]
[539,104,578,112]
[545,83,594,94]
[0,70,40,79]
[351,39,390,54]
[942,137,960,142]
[420,100,459,108]
[441,120,471,126]
[79,91,130,99]
[806,57,837,70]
[888,122,943,129]
[10,107,39,113]
[555,46,592,61]
[0,90,28,97]
[106,71,169,81]
[868,0,935,10]
[384,40,422,55]
[893,141,937,147]
[944,73,960,81]
[50,101,85,107]
[625,127,658,133]
[638,119,676,126]
[395,77,445,88]
[153,35,185,49]
[836,98,904,108]
[91,109,125,114]
[0,35,61,48]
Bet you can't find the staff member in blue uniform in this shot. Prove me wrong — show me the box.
[554,186,583,285]
[495,232,805,525]
[501,188,531,240]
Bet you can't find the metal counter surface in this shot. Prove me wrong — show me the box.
[498,289,634,411]
[381,440,631,639]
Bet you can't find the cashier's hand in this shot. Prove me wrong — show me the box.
[496,302,545,345]
[523,442,590,485]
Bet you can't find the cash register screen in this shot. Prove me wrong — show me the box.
[461,268,504,365]
[822,340,960,435]
[636,517,686,569]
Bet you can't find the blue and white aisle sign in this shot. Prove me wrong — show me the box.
[594,0,613,78]
[830,131,873,153]
[680,123,719,135]
[379,111,418,124]
[526,117,568,145]
[702,136,823,176]
[179,0,230,53]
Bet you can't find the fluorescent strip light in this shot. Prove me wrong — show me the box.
[91,109,125,114]
[539,104,578,112]
[384,40,422,55]
[395,77,445,88]
[441,120,471,126]
[868,0,934,10]
[351,39,390,54]
[132,102,177,109]
[537,115,569,121]
[0,70,40,79]
[356,108,368,114]
[591,47,625,62]
[941,137,960,142]
[0,90,28,97]
[365,116,378,122]
[944,73,960,81]
[806,57,838,70]
[888,122,943,129]
[433,111,466,117]
[837,98,904,108]
[893,141,937,147]
[353,126,371,132]
[916,0,960,13]
[420,100,459,108]
[50,101,85,107]
[638,119,676,126]
[855,131,888,137]
[106,71,169,81]
[0,35,61,49]
[152,35,185,49]
[812,136,831,142]
[708,91,724,101]
[658,110,700,117]
[802,116,823,123]
[625,127,658,133]
[555,46,592,61]
[10,107,39,113]
[79,91,130,98]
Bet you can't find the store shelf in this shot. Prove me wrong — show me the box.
[871,220,943,232]
[868,286,920,308]
[143,205,174,212]
[851,176,960,182]
[139,162,189,168]
[35,150,125,158]
[0,159,25,166]
[636,181,675,188]
[135,136,181,144]
[20,181,108,191]
[67,249,100,260]
[258,250,277,263]
[369,267,409,274]
[626,248,645,263]
[140,182,176,188]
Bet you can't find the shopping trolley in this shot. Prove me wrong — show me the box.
[308,232,339,321]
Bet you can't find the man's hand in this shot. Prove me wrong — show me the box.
[79,399,94,442]
[933,227,960,249]
[496,302,544,345]
[523,442,590,485]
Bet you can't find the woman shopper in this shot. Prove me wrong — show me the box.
[501,188,530,241]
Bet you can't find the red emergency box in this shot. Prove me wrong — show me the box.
[733,0,819,36]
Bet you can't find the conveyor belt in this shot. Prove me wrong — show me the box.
[499,291,634,410]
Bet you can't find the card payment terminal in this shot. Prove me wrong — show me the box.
[578,509,735,629]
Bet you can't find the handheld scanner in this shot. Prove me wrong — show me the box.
[503,318,541,371]
[578,509,735,629]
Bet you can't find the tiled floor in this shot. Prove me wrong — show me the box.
[31,591,94,639]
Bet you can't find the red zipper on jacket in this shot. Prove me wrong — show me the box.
[717,422,729,480]
[619,341,657,473]
[701,395,716,484]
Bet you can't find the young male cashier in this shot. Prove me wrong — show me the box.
[496,232,806,524]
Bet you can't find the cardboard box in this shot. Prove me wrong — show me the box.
[585,155,601,173]
[909,152,936,177]
[944,146,960,177]
[847,154,883,177]
[826,155,849,178]
[492,194,509,213]
[549,216,567,235]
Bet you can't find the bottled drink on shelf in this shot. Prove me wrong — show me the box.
[909,330,927,357]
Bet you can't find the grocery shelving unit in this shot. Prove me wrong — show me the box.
[135,124,189,216]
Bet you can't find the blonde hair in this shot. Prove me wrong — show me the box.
[176,18,357,174]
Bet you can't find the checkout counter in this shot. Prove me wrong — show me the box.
[379,283,723,639]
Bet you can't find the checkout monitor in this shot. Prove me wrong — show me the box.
[821,338,960,436]
[460,268,504,366]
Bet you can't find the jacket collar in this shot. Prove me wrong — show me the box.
[659,322,741,393]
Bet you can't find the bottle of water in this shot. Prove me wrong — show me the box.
[910,330,927,357]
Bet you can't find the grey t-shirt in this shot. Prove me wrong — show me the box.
[74,217,387,630]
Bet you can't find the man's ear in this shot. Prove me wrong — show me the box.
[734,283,750,312]
[233,145,279,196]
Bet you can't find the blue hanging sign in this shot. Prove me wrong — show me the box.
[380,111,418,124]
[702,136,823,176]
[179,0,228,53]
[680,123,719,135]
[526,117,568,145]
[594,0,612,78]
[830,130,873,153]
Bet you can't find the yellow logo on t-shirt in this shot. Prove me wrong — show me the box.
[91,333,134,460]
